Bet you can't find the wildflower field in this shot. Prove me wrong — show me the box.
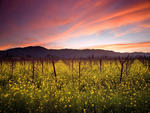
[0,59,150,113]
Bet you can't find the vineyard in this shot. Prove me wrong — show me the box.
[0,57,150,113]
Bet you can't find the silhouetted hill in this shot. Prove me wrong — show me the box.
[0,46,48,58]
[0,46,150,59]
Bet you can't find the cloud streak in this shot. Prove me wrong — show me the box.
[0,0,150,52]
[90,42,150,52]
[42,0,150,43]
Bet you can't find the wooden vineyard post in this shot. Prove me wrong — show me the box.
[79,61,81,86]
[119,59,126,83]
[10,58,15,79]
[99,59,102,72]
[0,59,2,72]
[148,58,150,71]
[120,61,124,83]
[41,60,44,75]
[32,60,35,83]
[72,60,74,81]
[52,60,57,82]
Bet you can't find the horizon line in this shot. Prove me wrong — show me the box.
[1,45,150,54]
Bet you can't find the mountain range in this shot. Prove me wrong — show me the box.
[0,46,150,59]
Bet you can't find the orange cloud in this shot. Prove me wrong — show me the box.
[0,40,44,50]
[141,23,150,28]
[89,1,150,25]
[1,0,150,51]
[26,0,108,32]
[0,45,13,50]
[85,9,150,34]
[41,1,150,43]
[90,42,150,52]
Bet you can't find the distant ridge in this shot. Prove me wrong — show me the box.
[0,46,150,59]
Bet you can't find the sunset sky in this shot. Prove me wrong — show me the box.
[0,0,150,52]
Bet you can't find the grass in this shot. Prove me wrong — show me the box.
[0,60,150,113]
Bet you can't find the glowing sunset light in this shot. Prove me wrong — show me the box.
[0,0,150,52]
[88,42,150,52]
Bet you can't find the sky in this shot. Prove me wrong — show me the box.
[0,0,150,52]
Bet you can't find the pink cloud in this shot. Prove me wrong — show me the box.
[42,3,150,43]
[0,0,150,51]
[89,42,150,52]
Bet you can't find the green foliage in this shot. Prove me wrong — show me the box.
[0,60,150,113]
